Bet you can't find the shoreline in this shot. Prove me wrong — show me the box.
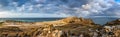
[0,17,119,37]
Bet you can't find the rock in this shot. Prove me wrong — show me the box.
[60,17,95,25]
[1,17,120,37]
[0,17,100,37]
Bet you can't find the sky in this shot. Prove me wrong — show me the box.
[0,0,120,18]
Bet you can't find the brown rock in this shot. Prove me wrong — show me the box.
[0,17,102,37]
[60,17,95,25]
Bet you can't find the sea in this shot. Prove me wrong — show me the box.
[0,17,119,25]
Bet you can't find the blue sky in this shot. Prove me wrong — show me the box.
[0,0,120,18]
[115,0,120,2]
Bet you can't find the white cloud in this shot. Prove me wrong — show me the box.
[72,0,116,17]
[115,11,120,16]
[0,11,70,18]
[35,0,46,3]
[0,0,119,18]
[92,16,120,18]
[10,2,18,7]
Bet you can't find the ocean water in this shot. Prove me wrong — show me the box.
[0,18,63,22]
[91,17,118,25]
[0,17,118,25]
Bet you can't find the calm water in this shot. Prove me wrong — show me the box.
[91,17,118,25]
[0,17,118,25]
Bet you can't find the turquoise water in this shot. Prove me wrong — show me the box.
[0,17,118,25]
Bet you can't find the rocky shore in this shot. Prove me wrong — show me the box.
[0,17,119,37]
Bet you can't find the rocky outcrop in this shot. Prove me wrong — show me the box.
[0,17,100,37]
[0,26,43,37]
[35,17,96,27]
[0,17,120,37]
[103,19,120,37]
[60,17,95,25]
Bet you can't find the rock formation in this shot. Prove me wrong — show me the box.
[0,17,119,37]
[60,17,95,25]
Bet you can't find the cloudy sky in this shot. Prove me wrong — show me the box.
[0,0,120,18]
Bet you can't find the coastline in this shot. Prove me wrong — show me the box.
[0,17,119,37]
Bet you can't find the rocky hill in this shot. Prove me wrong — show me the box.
[0,17,120,37]
[60,17,95,25]
[35,17,97,27]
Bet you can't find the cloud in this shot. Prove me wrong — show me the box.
[74,0,115,16]
[0,11,70,18]
[0,0,120,18]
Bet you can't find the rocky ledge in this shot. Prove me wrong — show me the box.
[0,17,119,37]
